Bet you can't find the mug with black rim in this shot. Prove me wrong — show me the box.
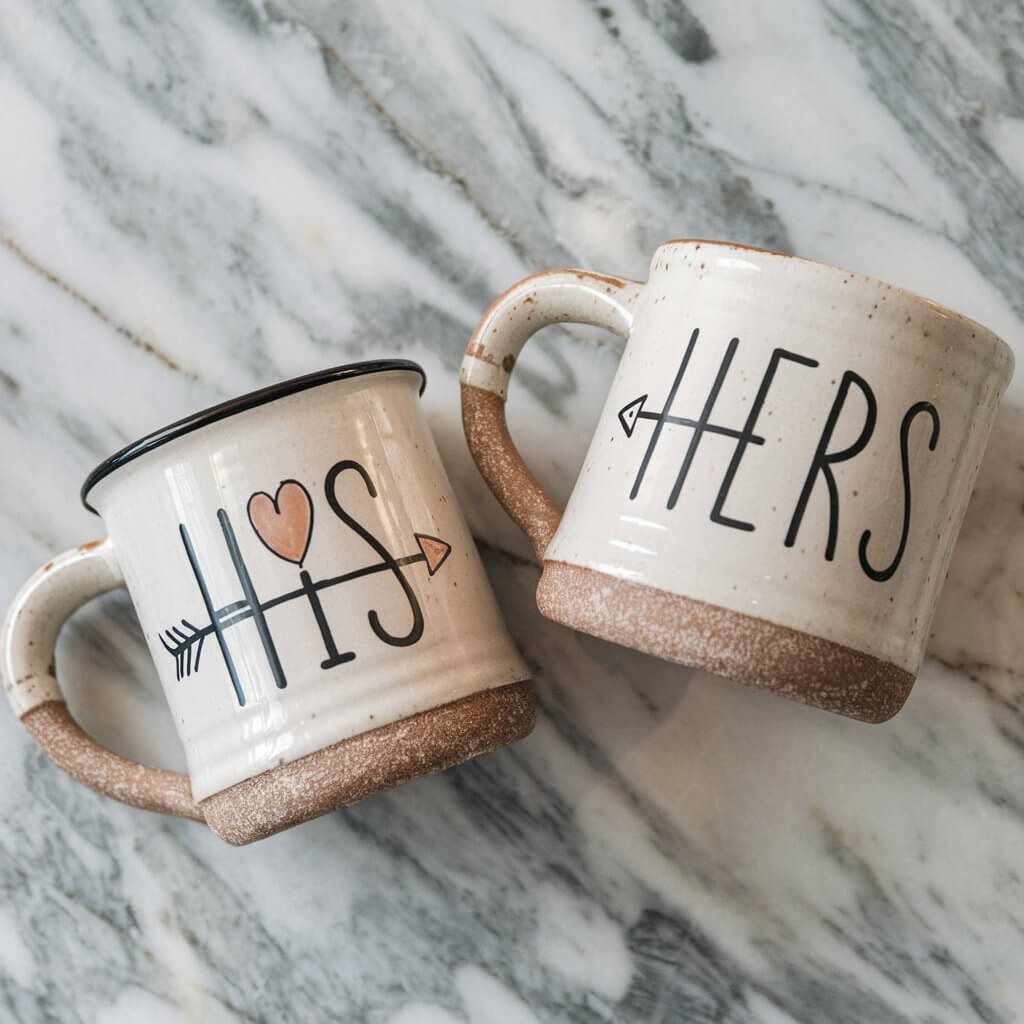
[460,241,1014,723]
[2,360,535,844]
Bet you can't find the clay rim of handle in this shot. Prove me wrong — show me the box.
[460,269,644,559]
[2,537,204,821]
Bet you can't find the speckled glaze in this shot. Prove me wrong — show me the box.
[461,240,1014,721]
[2,365,533,843]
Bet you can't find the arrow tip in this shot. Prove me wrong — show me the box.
[618,395,647,437]
[415,533,453,576]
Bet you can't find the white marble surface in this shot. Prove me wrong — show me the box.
[1,1,1023,1020]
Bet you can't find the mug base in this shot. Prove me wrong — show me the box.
[536,560,914,724]
[200,680,536,845]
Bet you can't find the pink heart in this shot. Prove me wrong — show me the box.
[247,480,314,565]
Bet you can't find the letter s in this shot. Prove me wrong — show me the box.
[324,459,425,647]
[858,401,940,583]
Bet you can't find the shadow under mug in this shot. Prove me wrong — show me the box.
[460,240,1014,723]
[2,361,534,844]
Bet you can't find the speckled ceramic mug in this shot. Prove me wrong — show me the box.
[2,361,534,844]
[461,241,1014,723]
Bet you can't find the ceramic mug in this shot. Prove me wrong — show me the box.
[461,241,1014,723]
[2,361,534,844]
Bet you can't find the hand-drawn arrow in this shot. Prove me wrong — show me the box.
[618,395,648,437]
[159,532,451,682]
[619,392,765,440]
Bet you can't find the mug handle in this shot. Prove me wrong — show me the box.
[2,537,204,821]
[460,269,644,559]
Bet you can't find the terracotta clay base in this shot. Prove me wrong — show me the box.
[201,680,536,845]
[21,701,203,820]
[536,561,914,723]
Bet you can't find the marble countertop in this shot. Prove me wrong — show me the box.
[2,1,1023,1021]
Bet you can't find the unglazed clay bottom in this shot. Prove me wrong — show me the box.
[200,681,537,845]
[536,562,913,723]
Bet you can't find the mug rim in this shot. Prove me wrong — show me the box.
[80,359,426,513]
[657,238,1015,366]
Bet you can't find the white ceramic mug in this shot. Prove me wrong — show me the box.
[3,361,534,844]
[461,241,1014,722]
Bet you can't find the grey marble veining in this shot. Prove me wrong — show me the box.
[1,1,1023,1021]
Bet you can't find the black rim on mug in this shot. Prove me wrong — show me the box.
[80,359,427,513]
